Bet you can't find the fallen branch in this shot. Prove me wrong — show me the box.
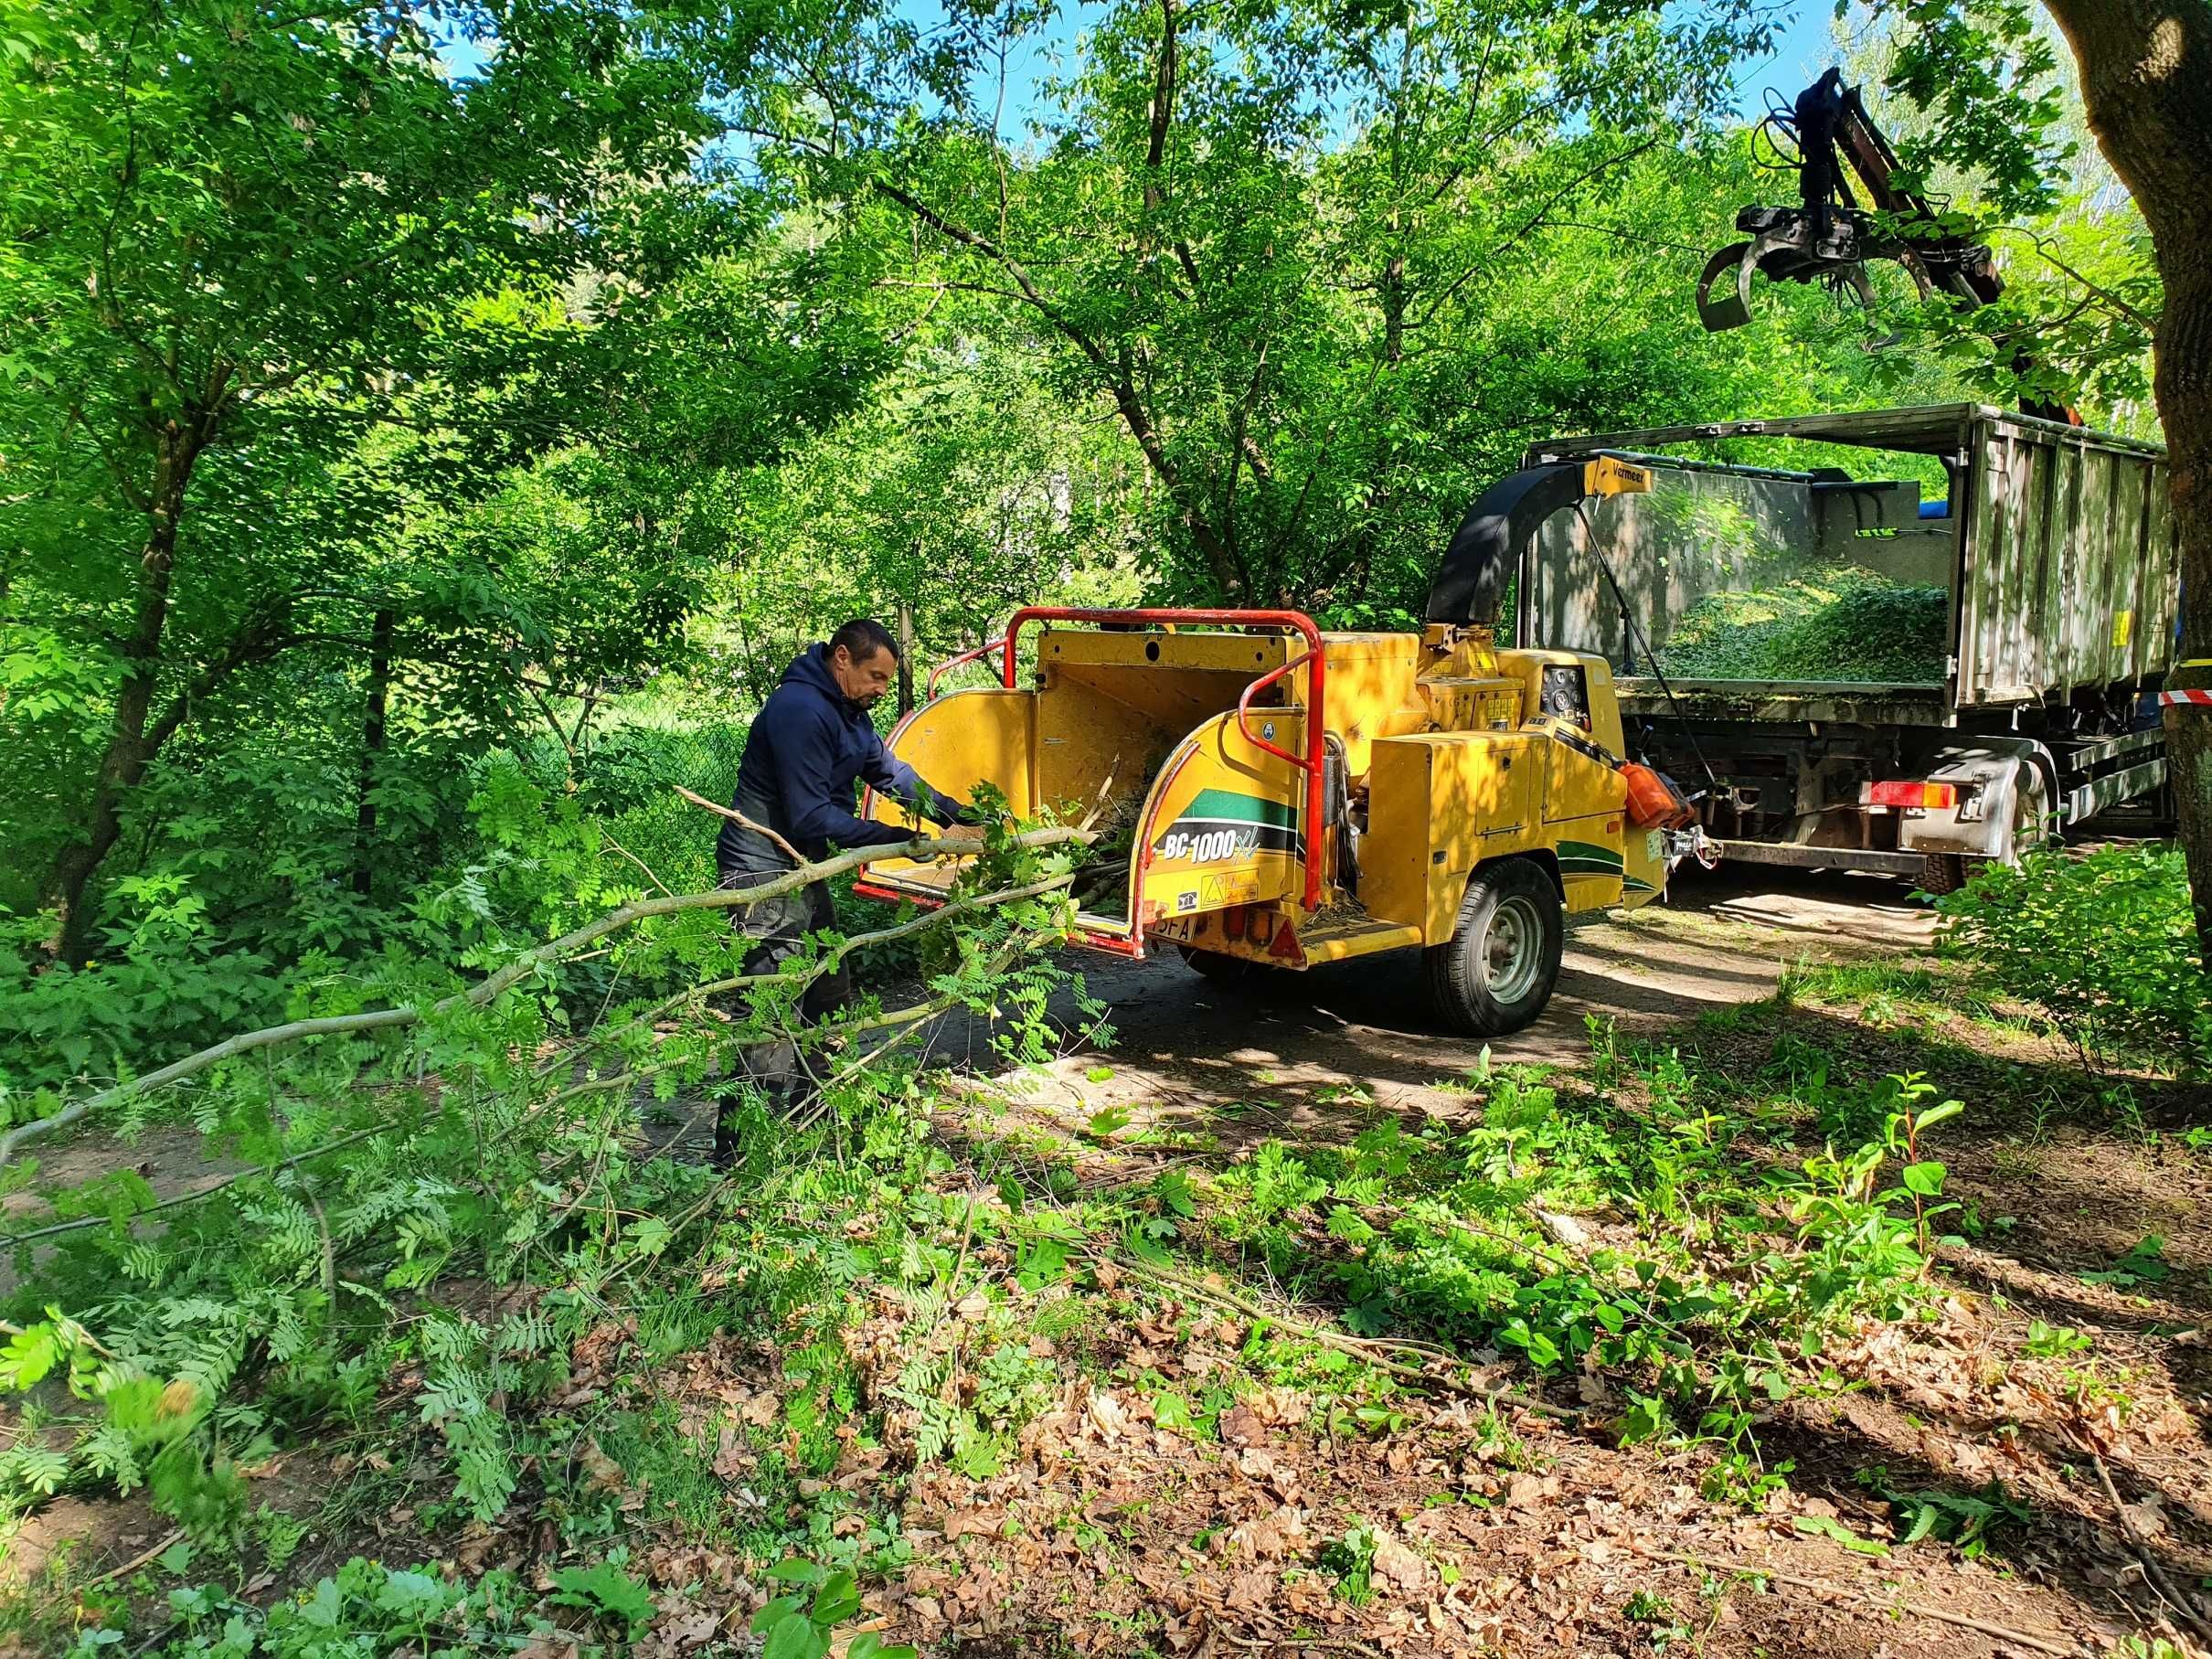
[673,785,810,867]
[2092,1452,2212,1650]
[538,869,1081,1079]
[1650,1548,2081,1654]
[82,1527,187,1591]
[2,1123,396,1247]
[0,827,1091,1172]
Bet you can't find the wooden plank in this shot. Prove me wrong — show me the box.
[1985,435,2042,701]
[2143,463,2180,679]
[2109,450,2137,688]
[2021,442,2058,698]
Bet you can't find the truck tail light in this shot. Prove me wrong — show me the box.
[1868,781,1958,810]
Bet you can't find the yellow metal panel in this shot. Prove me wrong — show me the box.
[1361,738,1438,931]
[870,688,1036,832]
[1417,675,1522,735]
[1580,658,1625,759]
[1301,919,1423,963]
[1366,732,1543,941]
[864,687,1037,899]
[1559,869,1624,912]
[1542,733,1627,825]
[1136,712,1307,928]
[1040,628,1295,734]
[1621,823,1666,910]
[1316,633,1420,777]
[1034,675,1176,819]
[1041,628,1293,675]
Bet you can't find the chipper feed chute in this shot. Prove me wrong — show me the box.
[856,610,1329,956]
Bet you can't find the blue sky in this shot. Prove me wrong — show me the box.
[441,2,1845,126]
[1742,5,1846,117]
[945,2,1845,133]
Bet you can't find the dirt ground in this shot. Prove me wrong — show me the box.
[905,864,1938,1141]
[23,863,2212,1659]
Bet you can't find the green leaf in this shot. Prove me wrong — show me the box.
[1900,1161,1947,1196]
[0,1324,62,1391]
[550,1562,655,1629]
[751,1593,810,1633]
[762,1611,827,1659]
[1156,1168,1198,1218]
[811,1569,862,1627]
[1792,1514,1888,1556]
[1912,1099,1963,1131]
[766,1558,827,1587]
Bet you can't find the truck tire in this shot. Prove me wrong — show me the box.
[1176,944,1258,988]
[1919,853,1967,897]
[1426,859,1564,1037]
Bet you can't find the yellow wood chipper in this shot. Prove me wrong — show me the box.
[855,456,1706,1037]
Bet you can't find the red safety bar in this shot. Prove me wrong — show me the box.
[927,636,1007,700]
[1000,607,1327,913]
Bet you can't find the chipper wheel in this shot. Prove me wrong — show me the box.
[1426,859,1565,1037]
[1176,943,1258,989]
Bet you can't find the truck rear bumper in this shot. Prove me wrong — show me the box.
[1712,840,1927,876]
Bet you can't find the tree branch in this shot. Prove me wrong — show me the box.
[0,828,1090,1170]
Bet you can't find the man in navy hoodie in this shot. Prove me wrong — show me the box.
[713,619,975,1158]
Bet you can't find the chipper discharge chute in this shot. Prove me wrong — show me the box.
[856,459,1705,1037]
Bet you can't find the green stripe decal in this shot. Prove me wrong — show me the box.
[1179,788,1297,829]
[1557,839,1623,876]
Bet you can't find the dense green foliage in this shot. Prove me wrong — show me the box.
[1938,843,2212,1075]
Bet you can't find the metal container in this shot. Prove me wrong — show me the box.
[1521,404,2178,718]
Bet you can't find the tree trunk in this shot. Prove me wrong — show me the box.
[896,594,916,716]
[354,608,395,899]
[2044,0,2212,954]
[38,427,200,962]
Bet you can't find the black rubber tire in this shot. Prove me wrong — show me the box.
[1176,943,1260,988]
[1425,859,1565,1037]
[1918,853,1967,897]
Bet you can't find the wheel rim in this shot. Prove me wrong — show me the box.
[1483,894,1545,1003]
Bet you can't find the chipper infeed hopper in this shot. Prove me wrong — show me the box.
[856,508,1690,1037]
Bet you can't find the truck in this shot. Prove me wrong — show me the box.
[1515,403,2180,888]
[849,458,1703,1038]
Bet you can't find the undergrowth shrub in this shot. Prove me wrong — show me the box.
[1209,1035,1956,1458]
[0,781,1088,1558]
[0,725,756,1117]
[1936,843,2211,1076]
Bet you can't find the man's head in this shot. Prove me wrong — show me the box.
[825,618,900,707]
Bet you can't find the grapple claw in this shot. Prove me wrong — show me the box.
[1696,242,1755,332]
